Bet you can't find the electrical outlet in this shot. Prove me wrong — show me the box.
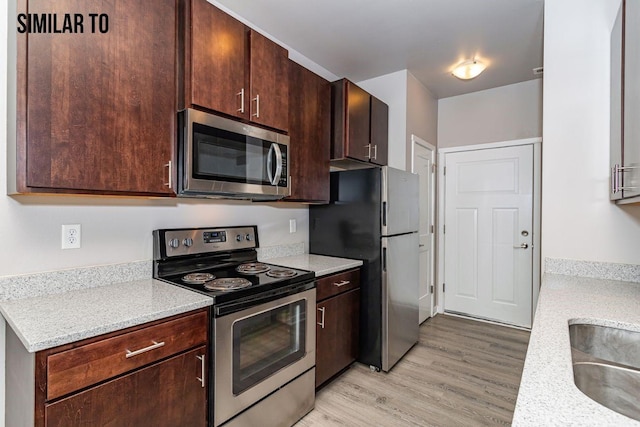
[289,219,297,233]
[61,224,81,249]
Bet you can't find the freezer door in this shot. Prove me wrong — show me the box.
[381,167,419,236]
[381,232,419,371]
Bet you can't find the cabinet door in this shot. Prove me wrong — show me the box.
[611,2,623,201]
[316,289,360,387]
[249,30,289,131]
[623,0,640,199]
[45,346,207,427]
[287,61,330,202]
[190,0,247,119]
[24,0,176,195]
[332,80,371,162]
[370,96,389,166]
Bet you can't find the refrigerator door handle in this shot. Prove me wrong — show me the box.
[382,247,387,271]
[382,202,387,227]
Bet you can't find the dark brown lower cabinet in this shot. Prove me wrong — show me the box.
[2,309,210,427]
[315,270,360,388]
[45,346,207,427]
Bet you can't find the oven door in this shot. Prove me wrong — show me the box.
[179,108,290,199]
[214,287,315,426]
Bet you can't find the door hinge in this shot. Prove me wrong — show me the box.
[443,166,446,176]
[431,163,436,173]
[430,224,434,234]
[443,283,446,292]
[443,225,446,234]
[430,285,434,294]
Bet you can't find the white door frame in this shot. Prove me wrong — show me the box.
[410,134,436,318]
[436,137,542,323]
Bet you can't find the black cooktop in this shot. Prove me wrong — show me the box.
[152,226,315,305]
[160,262,315,304]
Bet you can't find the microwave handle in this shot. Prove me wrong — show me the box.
[267,144,275,185]
[273,143,283,185]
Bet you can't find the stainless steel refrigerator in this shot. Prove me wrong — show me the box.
[310,166,419,372]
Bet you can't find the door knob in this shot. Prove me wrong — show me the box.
[513,243,529,249]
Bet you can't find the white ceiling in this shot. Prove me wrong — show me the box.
[213,0,545,99]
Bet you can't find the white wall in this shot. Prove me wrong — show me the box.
[406,72,438,165]
[438,79,542,148]
[542,0,640,265]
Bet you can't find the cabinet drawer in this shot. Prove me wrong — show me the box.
[46,310,208,400]
[316,269,360,301]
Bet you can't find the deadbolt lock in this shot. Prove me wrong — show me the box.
[521,230,529,237]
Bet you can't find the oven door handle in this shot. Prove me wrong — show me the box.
[215,281,315,317]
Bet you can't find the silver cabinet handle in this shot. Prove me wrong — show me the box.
[372,145,378,160]
[125,341,165,358]
[612,164,640,193]
[364,144,371,159]
[317,307,326,328]
[164,161,172,188]
[252,94,260,118]
[513,243,529,249]
[196,354,205,388]
[237,88,245,113]
[333,280,350,287]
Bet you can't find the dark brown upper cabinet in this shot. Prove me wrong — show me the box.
[12,0,177,196]
[286,61,331,203]
[182,0,289,132]
[370,96,389,166]
[331,79,389,166]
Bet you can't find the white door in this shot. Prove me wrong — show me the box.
[444,145,533,328]
[412,138,435,324]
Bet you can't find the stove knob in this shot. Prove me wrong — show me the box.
[236,234,243,242]
[245,234,253,241]
[168,238,180,249]
[183,238,194,247]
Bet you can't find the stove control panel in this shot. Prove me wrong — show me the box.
[153,226,258,259]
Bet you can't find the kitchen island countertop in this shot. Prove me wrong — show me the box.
[265,254,363,277]
[0,279,212,353]
[513,273,640,426]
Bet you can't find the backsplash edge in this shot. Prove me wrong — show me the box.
[545,258,640,283]
[0,261,151,302]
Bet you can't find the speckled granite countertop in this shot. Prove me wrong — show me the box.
[513,274,640,426]
[0,279,212,353]
[265,254,363,277]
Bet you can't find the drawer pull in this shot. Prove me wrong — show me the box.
[125,341,165,358]
[196,354,205,388]
[333,280,350,287]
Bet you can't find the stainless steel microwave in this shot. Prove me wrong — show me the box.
[177,109,290,200]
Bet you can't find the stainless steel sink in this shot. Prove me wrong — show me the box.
[569,323,640,421]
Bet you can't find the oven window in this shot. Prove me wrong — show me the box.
[232,300,306,395]
[193,123,272,185]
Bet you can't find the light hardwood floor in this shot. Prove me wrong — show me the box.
[297,314,530,426]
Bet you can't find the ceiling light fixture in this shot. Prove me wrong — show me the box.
[451,58,487,80]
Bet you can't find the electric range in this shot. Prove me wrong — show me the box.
[152,226,316,427]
